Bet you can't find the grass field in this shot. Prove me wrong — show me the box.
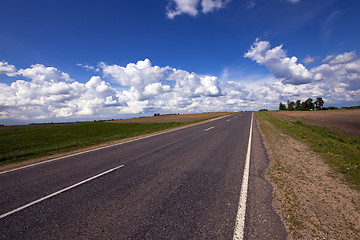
[256,111,360,189]
[0,121,187,166]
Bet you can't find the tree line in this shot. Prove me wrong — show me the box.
[279,97,324,111]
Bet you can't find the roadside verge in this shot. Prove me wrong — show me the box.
[255,112,360,239]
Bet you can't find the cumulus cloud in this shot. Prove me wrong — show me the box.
[103,59,223,114]
[169,69,222,97]
[18,64,72,83]
[0,61,18,76]
[0,63,123,122]
[244,39,313,84]
[100,59,170,87]
[329,51,356,65]
[0,59,227,124]
[244,39,360,106]
[166,0,229,19]
[1,48,359,125]
[345,59,360,73]
[99,59,222,101]
[311,51,360,91]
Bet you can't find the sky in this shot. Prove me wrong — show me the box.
[1,0,360,125]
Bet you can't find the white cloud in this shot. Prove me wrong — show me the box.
[77,63,99,72]
[100,59,170,87]
[18,64,72,83]
[322,55,334,63]
[0,58,225,123]
[345,59,360,73]
[244,39,313,84]
[166,0,200,19]
[243,39,360,107]
[169,69,222,97]
[0,61,18,77]
[303,55,316,64]
[166,0,229,19]
[1,50,359,125]
[100,59,222,102]
[311,52,360,91]
[0,64,123,122]
[201,0,229,13]
[329,51,356,65]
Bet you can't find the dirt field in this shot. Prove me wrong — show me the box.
[109,112,234,123]
[269,109,360,137]
[256,113,360,239]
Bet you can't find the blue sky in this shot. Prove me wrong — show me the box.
[1,0,360,124]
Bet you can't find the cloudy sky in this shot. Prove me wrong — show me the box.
[1,0,359,124]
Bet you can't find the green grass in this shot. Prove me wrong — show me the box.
[256,111,360,189]
[0,121,193,165]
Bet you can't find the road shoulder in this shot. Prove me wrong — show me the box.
[244,114,287,239]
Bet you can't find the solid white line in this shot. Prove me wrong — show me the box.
[205,127,214,131]
[0,114,232,175]
[0,164,124,219]
[233,112,253,240]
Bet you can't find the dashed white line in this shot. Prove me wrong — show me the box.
[233,112,253,240]
[204,127,214,131]
[0,164,124,219]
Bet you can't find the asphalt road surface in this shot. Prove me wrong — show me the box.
[0,112,286,239]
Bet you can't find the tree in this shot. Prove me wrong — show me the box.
[279,102,287,111]
[315,97,324,110]
[304,98,314,110]
[295,100,302,111]
[287,100,295,111]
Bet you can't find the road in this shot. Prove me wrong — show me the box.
[0,112,286,239]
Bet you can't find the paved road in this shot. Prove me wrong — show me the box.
[0,112,286,239]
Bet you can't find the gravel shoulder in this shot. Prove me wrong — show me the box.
[255,113,360,239]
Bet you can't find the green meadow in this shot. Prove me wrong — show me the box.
[0,121,186,165]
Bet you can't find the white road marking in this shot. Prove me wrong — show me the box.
[0,164,124,219]
[205,127,214,131]
[227,119,231,122]
[233,112,253,240]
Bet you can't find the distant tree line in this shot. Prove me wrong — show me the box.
[279,97,324,111]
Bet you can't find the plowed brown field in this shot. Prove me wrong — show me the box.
[269,109,360,137]
[109,112,234,123]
